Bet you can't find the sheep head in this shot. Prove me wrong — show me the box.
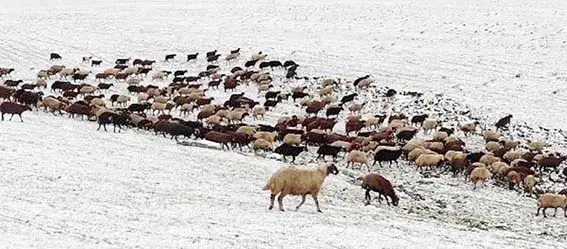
[326,163,339,175]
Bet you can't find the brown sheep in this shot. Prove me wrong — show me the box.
[361,173,399,206]
[0,102,32,121]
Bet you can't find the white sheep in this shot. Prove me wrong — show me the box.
[252,106,266,120]
[236,126,257,136]
[408,147,436,162]
[122,67,139,75]
[79,85,96,95]
[357,78,374,89]
[460,121,479,135]
[37,70,49,79]
[503,150,523,162]
[485,141,501,152]
[90,98,106,107]
[126,77,141,85]
[364,116,382,129]
[479,154,501,166]
[35,79,47,89]
[330,140,351,150]
[536,193,567,218]
[427,141,444,153]
[206,115,222,126]
[262,163,339,212]
[469,166,492,189]
[346,150,370,171]
[154,96,169,104]
[487,161,509,175]
[116,95,130,107]
[432,131,448,142]
[254,131,278,144]
[483,130,500,142]
[415,154,444,171]
[501,139,520,151]
[348,103,365,114]
[529,141,549,152]
[152,71,165,81]
[151,102,168,115]
[179,103,195,116]
[321,78,337,88]
[251,52,267,61]
[422,119,439,134]
[523,175,538,197]
[319,85,334,96]
[402,139,425,155]
[283,134,302,146]
[253,138,273,152]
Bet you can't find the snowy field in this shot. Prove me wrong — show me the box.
[1,0,567,248]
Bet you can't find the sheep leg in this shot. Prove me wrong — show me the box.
[364,189,371,205]
[8,113,15,121]
[542,208,548,218]
[268,194,276,210]
[1,113,3,121]
[296,195,307,210]
[377,193,383,204]
[312,194,322,213]
[553,208,558,217]
[18,114,23,122]
[536,207,541,216]
[277,194,286,212]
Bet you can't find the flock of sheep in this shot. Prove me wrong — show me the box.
[0,48,566,217]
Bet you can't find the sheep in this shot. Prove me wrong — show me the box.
[485,141,501,152]
[126,77,141,85]
[236,126,257,136]
[536,193,567,218]
[283,134,302,146]
[206,115,222,126]
[460,121,479,135]
[115,95,130,107]
[503,150,523,163]
[252,106,266,120]
[487,161,509,175]
[506,170,522,190]
[483,130,500,142]
[263,163,339,212]
[415,154,445,171]
[316,144,342,161]
[253,138,273,152]
[154,96,169,104]
[179,103,195,116]
[274,143,307,162]
[479,154,501,167]
[528,141,549,152]
[254,131,278,144]
[422,119,439,134]
[251,52,267,61]
[39,97,67,115]
[348,103,365,114]
[0,102,32,122]
[524,175,538,197]
[35,79,47,89]
[501,139,521,151]
[446,151,468,175]
[469,166,492,189]
[346,150,370,171]
[79,85,97,95]
[401,139,424,156]
[152,71,166,81]
[151,102,168,115]
[361,173,399,206]
[408,147,436,162]
[432,131,448,142]
[373,147,403,167]
[427,141,444,154]
[89,98,106,107]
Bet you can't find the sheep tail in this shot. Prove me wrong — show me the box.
[263,176,275,191]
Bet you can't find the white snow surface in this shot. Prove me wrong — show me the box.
[1,0,567,248]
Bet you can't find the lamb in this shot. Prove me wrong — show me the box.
[263,163,339,212]
[253,138,273,152]
[469,166,492,189]
[361,173,399,206]
[536,193,567,218]
[283,133,302,146]
[415,154,445,171]
[346,150,370,171]
[524,175,538,196]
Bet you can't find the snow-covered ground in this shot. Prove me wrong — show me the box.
[1,0,567,248]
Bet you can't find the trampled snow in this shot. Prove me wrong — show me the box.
[1,0,567,248]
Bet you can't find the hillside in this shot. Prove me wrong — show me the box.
[1,0,567,248]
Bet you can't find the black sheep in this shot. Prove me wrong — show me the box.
[283,60,297,68]
[340,93,358,104]
[373,148,403,167]
[274,143,307,163]
[268,60,282,69]
[325,105,343,117]
[174,70,188,77]
[292,92,309,102]
[353,75,369,86]
[206,50,217,58]
[245,59,258,68]
[165,54,176,62]
[97,83,114,90]
[50,53,62,60]
[410,114,428,126]
[259,61,271,70]
[164,123,198,140]
[316,144,342,161]
[396,129,418,142]
[385,89,397,97]
[438,127,454,136]
[187,53,199,62]
[495,114,513,131]
[265,91,280,100]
